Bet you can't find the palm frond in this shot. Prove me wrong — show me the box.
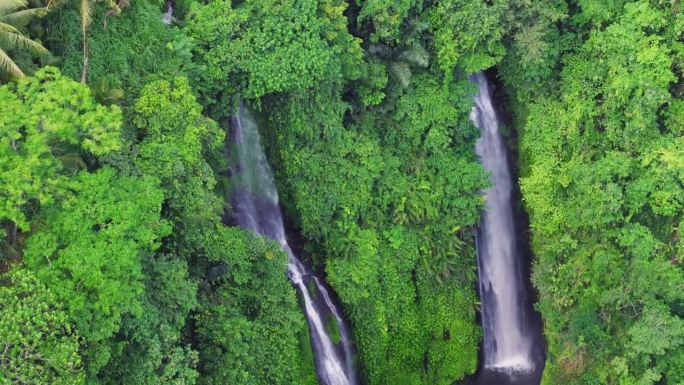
[104,0,120,16]
[368,43,391,59]
[409,18,430,34]
[0,20,21,33]
[93,77,124,104]
[0,7,48,26]
[46,0,64,11]
[0,47,24,77]
[399,44,429,68]
[390,61,412,88]
[0,28,48,54]
[0,0,27,16]
[59,152,87,172]
[0,1,51,78]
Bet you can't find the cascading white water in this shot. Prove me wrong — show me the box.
[231,104,357,385]
[162,2,173,25]
[470,72,534,372]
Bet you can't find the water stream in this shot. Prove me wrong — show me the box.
[230,104,357,385]
[162,1,173,25]
[469,72,544,384]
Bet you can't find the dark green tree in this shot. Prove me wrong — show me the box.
[24,167,169,379]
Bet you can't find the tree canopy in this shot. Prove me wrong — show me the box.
[1,1,683,385]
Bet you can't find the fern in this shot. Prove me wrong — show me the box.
[398,43,429,68]
[390,61,412,88]
[367,40,429,89]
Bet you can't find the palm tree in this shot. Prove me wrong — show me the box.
[0,0,49,78]
[367,18,430,88]
[368,42,429,88]
[420,226,478,286]
[47,0,128,83]
[47,0,93,83]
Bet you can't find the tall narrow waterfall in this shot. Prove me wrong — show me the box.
[470,72,535,374]
[231,104,357,385]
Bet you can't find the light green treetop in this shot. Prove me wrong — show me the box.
[0,268,84,385]
[0,67,121,231]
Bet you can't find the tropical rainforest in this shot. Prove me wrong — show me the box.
[0,0,683,384]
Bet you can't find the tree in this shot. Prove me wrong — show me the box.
[99,254,199,385]
[132,76,224,240]
[186,0,362,108]
[0,67,121,244]
[356,0,420,43]
[23,167,169,379]
[47,0,129,83]
[0,0,49,79]
[45,0,186,99]
[500,0,567,99]
[194,226,317,385]
[86,75,225,385]
[0,268,84,385]
[428,0,507,76]
[367,40,428,89]
[261,66,486,384]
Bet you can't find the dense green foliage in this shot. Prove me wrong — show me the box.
[501,1,684,384]
[194,226,317,385]
[44,0,188,102]
[2,0,683,385]
[131,76,224,245]
[185,0,363,112]
[25,167,168,377]
[256,72,487,384]
[0,40,315,384]
[0,269,83,385]
[186,0,495,382]
[0,67,121,232]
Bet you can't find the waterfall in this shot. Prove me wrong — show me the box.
[162,2,173,25]
[231,104,357,385]
[470,72,534,373]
